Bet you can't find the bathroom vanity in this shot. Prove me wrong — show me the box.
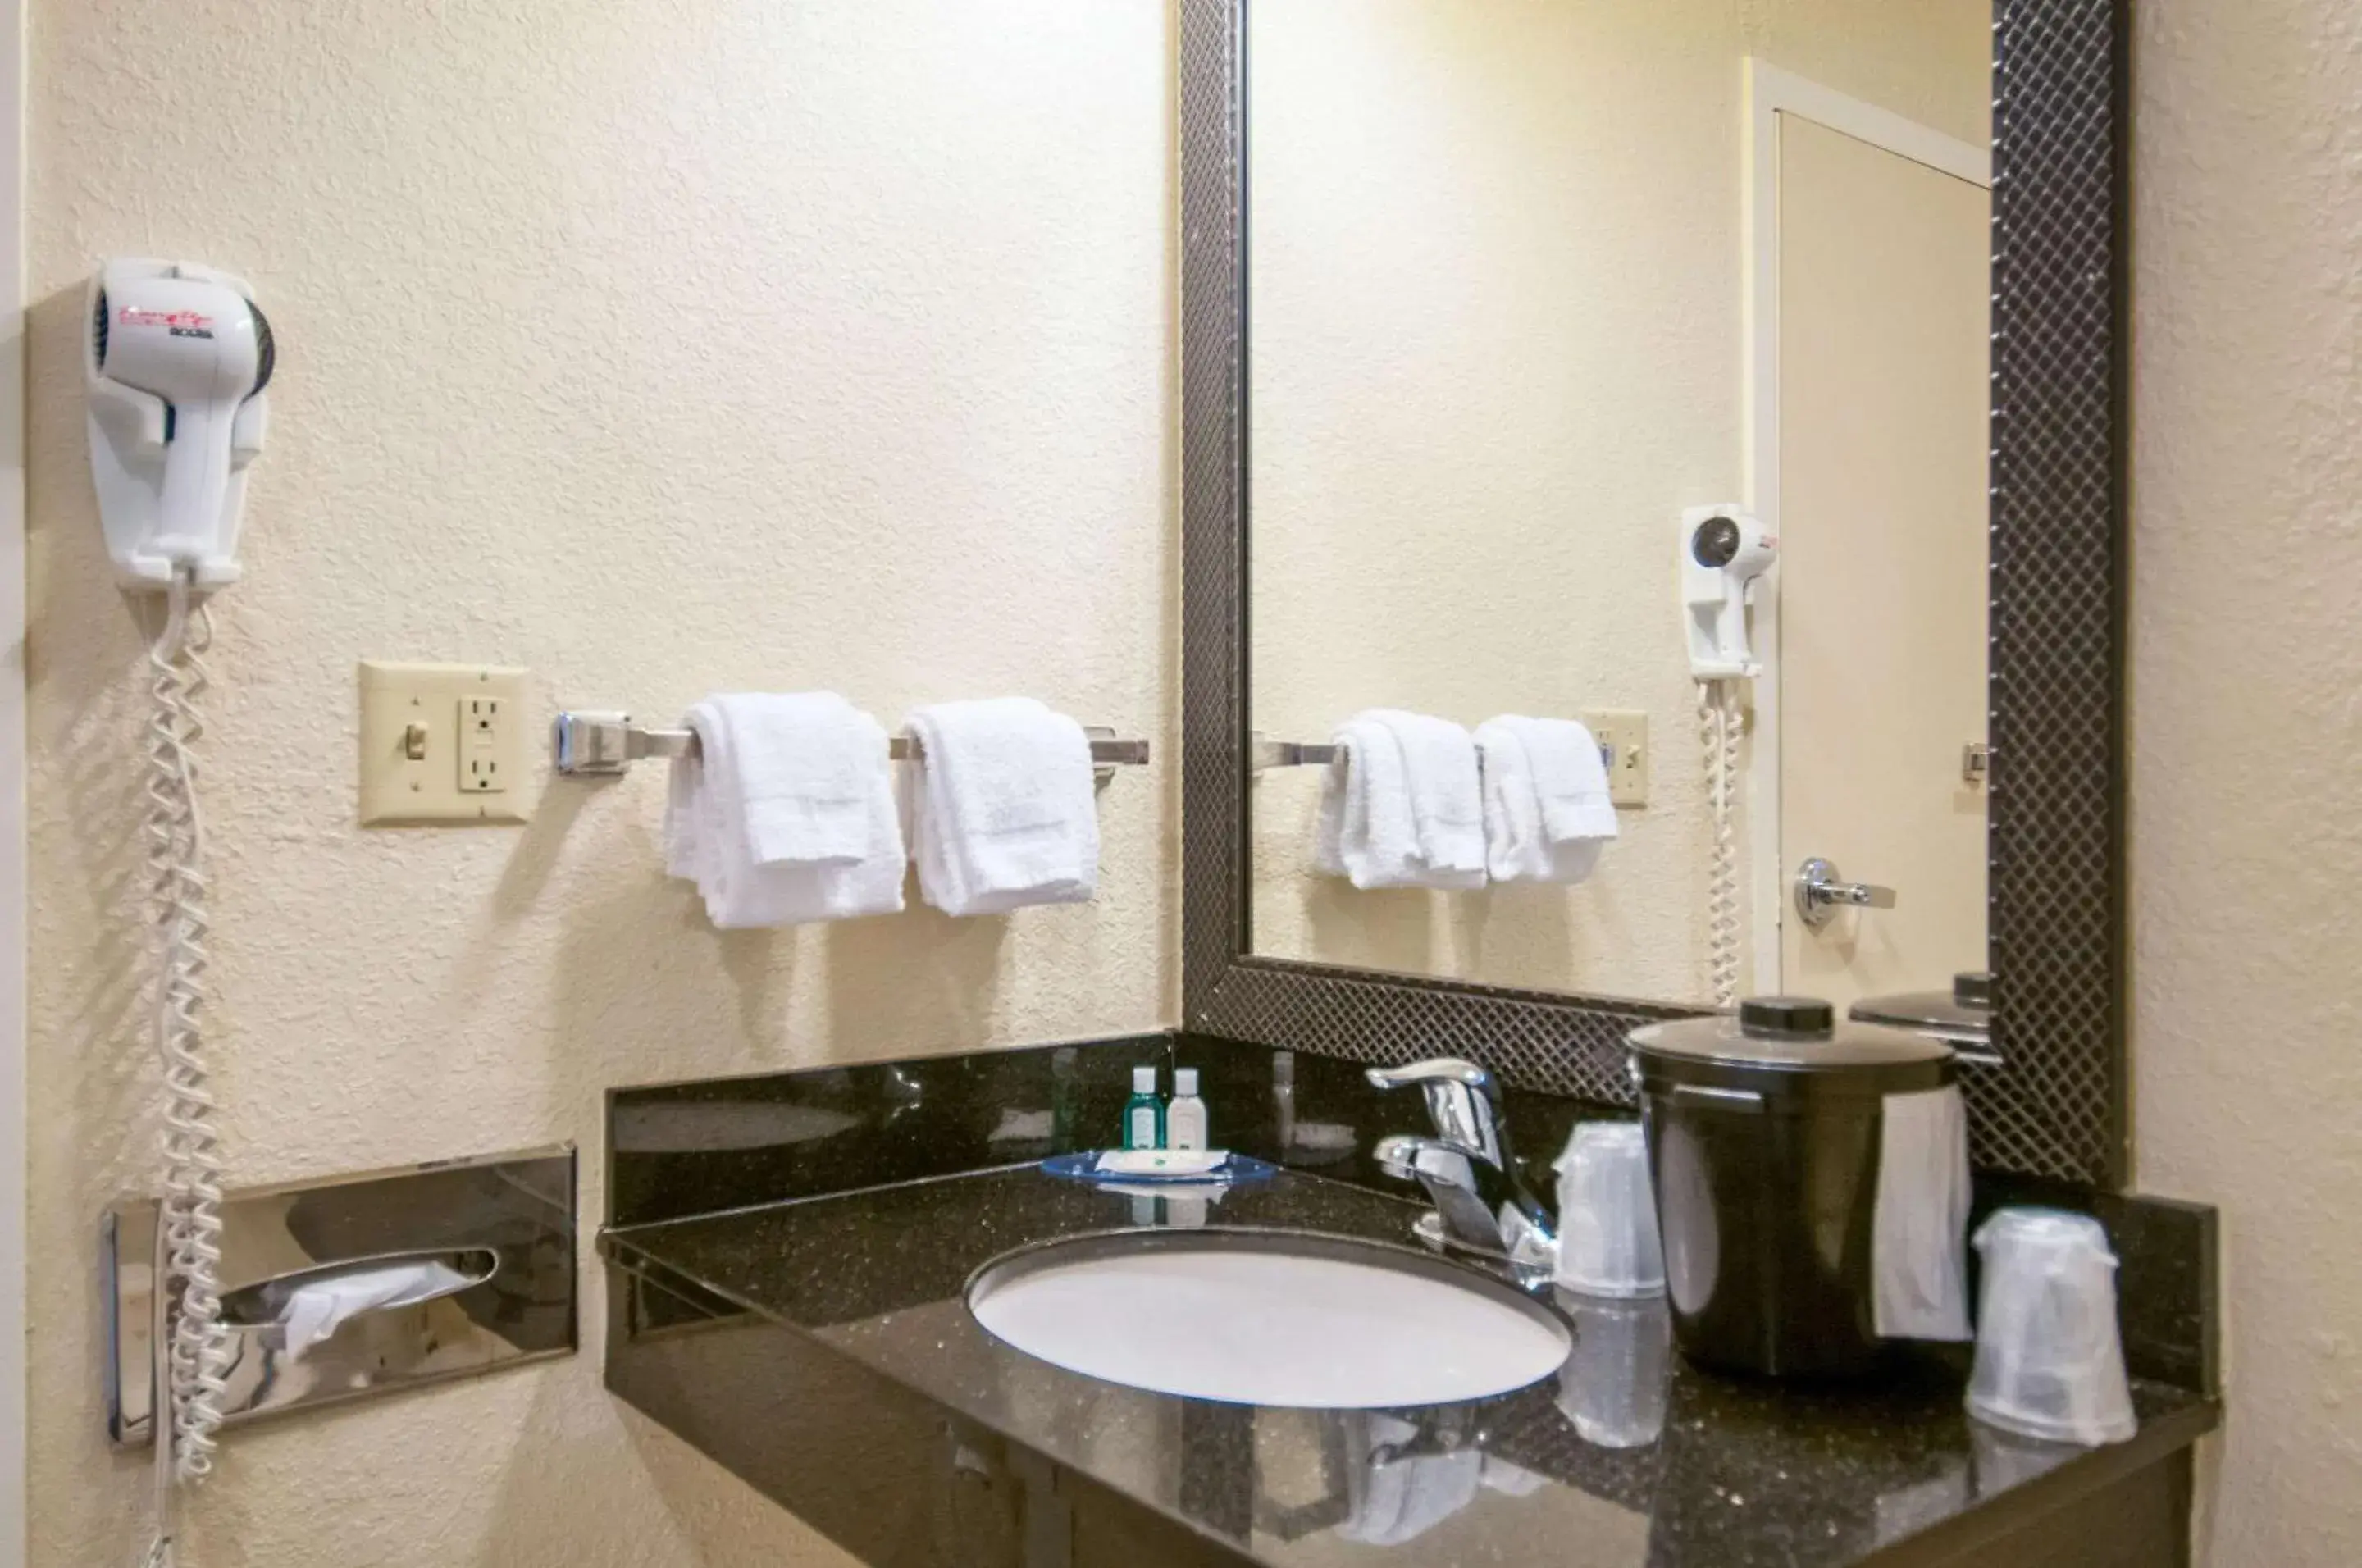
[599,1042,2218,1568]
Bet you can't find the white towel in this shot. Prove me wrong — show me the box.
[1315,710,1484,891]
[904,697,1099,916]
[720,691,882,866]
[663,696,905,929]
[1872,1086,1973,1342]
[1474,716,1618,884]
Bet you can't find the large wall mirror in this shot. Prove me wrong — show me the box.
[1181,0,2127,1184]
[1246,1,1993,1012]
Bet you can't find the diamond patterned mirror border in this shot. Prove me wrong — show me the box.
[1178,0,2127,1185]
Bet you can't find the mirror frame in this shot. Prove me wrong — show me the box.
[1179,0,2129,1185]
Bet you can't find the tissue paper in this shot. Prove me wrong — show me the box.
[278,1260,476,1357]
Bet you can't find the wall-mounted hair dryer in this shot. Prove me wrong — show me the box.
[85,258,274,590]
[1679,503,1777,680]
[84,260,279,1547]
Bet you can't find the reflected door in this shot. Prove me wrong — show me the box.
[1774,115,1990,1009]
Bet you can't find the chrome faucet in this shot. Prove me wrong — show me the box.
[1366,1059,1557,1272]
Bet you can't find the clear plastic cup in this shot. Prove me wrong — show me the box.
[1965,1208,2136,1446]
[1554,1291,1671,1449]
[1553,1122,1666,1297]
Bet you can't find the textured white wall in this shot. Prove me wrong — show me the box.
[2128,3,2362,1564]
[1244,0,1989,1000]
[24,1,1172,1564]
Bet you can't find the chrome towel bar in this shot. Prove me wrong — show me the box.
[551,709,1150,778]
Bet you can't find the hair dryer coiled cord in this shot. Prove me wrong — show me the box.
[141,569,230,1566]
[1698,679,1743,1010]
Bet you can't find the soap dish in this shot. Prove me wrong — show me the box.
[1039,1151,1279,1186]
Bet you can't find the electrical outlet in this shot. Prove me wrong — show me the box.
[359,662,531,825]
[459,695,508,793]
[1580,709,1651,808]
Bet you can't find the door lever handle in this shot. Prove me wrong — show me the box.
[1794,857,1897,929]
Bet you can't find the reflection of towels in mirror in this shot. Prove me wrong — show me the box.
[1875,1464,1974,1546]
[1480,1456,1549,1497]
[988,1108,1055,1148]
[1476,716,1616,885]
[611,1101,862,1153]
[1336,1414,1484,1545]
[1316,712,1485,890]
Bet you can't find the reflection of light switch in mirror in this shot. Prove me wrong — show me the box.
[358,661,531,826]
[1581,711,1650,808]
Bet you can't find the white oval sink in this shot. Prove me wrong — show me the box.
[967,1231,1570,1408]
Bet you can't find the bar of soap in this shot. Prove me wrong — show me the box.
[1094,1149,1229,1178]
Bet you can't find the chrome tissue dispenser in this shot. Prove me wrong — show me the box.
[103,1146,577,1445]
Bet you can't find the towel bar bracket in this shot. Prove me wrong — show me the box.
[550,710,691,775]
[549,710,1149,781]
[1249,736,1343,771]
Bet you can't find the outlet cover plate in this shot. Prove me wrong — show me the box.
[359,661,531,825]
[1580,709,1651,809]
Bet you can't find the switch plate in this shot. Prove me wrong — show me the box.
[1581,709,1651,808]
[359,662,531,826]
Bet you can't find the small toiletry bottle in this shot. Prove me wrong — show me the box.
[1167,1068,1209,1151]
[1123,1066,1164,1151]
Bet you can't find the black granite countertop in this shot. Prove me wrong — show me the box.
[600,1163,2216,1568]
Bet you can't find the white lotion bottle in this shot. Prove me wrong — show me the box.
[1166,1068,1210,1151]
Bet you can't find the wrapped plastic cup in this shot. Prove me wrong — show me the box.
[1966,1209,2136,1446]
[1553,1122,1666,1297]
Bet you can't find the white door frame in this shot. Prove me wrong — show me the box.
[1,0,24,1556]
[1740,60,1990,991]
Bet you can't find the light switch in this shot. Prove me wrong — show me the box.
[1580,709,1651,809]
[359,662,531,825]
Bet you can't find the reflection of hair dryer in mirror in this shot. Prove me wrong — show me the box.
[1680,504,1777,680]
[85,258,275,589]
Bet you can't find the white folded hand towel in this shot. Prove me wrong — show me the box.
[718,691,884,866]
[663,695,905,929]
[1316,710,1485,891]
[1475,715,1617,884]
[904,697,1100,916]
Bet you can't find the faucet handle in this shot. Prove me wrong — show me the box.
[1365,1058,1506,1166]
[1365,1057,1495,1094]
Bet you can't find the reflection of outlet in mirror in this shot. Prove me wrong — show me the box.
[1580,710,1650,808]
[358,662,531,826]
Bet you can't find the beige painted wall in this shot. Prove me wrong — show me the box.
[1244,0,1989,1001]
[24,1,1172,1564]
[2128,2,2362,1564]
